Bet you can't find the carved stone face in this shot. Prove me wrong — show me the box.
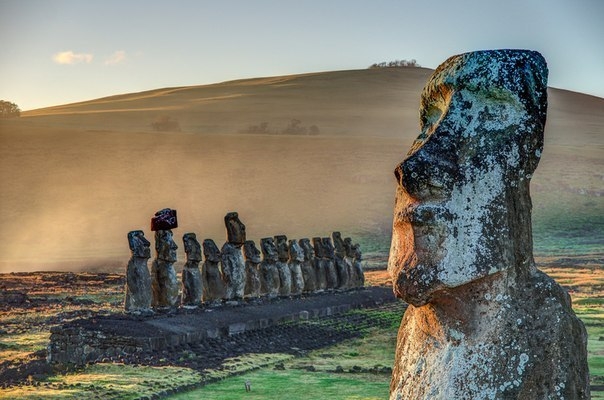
[155,230,178,262]
[128,230,151,259]
[288,240,305,263]
[299,238,315,261]
[321,238,335,259]
[225,212,246,245]
[332,232,346,257]
[388,50,547,307]
[274,235,289,261]
[183,233,202,262]
[203,239,221,263]
[260,237,278,263]
[243,240,262,263]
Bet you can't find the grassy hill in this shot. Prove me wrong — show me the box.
[1,68,603,271]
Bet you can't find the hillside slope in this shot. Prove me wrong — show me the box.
[1,68,603,271]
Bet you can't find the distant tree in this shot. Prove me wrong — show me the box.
[282,119,307,135]
[368,59,420,69]
[0,100,21,118]
[151,115,181,132]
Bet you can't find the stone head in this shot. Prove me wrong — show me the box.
[127,230,151,259]
[224,211,246,246]
[352,243,362,261]
[243,240,262,263]
[260,237,279,263]
[312,237,324,258]
[388,49,547,306]
[288,239,305,263]
[155,230,178,262]
[183,233,202,262]
[343,237,354,258]
[332,232,346,257]
[321,237,335,259]
[202,239,221,263]
[274,235,289,261]
[299,238,315,261]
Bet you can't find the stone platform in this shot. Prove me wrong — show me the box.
[48,287,398,365]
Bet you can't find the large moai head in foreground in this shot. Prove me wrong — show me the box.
[183,233,202,262]
[388,49,548,307]
[155,230,178,263]
[224,212,246,246]
[128,230,151,259]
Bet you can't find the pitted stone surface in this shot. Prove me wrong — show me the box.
[288,239,305,295]
[124,230,153,312]
[151,230,179,308]
[300,238,317,292]
[221,242,246,300]
[243,240,262,297]
[224,212,246,246]
[260,238,280,296]
[202,239,225,302]
[388,49,589,400]
[181,233,203,306]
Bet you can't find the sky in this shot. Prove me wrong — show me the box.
[1,0,603,111]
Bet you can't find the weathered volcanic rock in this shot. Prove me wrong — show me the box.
[151,230,179,308]
[124,230,153,312]
[260,237,280,297]
[312,237,327,290]
[181,233,203,306]
[351,241,364,288]
[388,49,589,400]
[221,242,246,300]
[202,239,225,302]
[288,239,305,295]
[224,212,246,247]
[274,235,289,262]
[243,240,262,298]
[321,237,338,289]
[299,238,317,292]
[332,232,350,289]
[343,237,358,288]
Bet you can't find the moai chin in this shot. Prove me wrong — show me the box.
[181,233,203,307]
[260,237,280,297]
[388,50,589,400]
[288,239,305,295]
[224,211,246,247]
[299,238,317,292]
[274,235,292,296]
[332,232,350,289]
[124,230,153,313]
[202,239,225,302]
[243,240,262,298]
[151,229,179,309]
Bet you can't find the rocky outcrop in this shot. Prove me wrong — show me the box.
[388,49,589,400]
[181,233,203,307]
[151,230,179,309]
[124,230,153,313]
[202,239,225,302]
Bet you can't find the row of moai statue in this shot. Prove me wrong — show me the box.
[125,210,364,313]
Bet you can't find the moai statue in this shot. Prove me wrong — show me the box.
[288,239,305,295]
[332,232,350,289]
[243,240,262,298]
[181,233,203,307]
[321,237,338,289]
[221,242,246,301]
[351,243,364,288]
[224,211,246,246]
[124,230,153,313]
[274,235,292,296]
[312,237,327,290]
[343,237,358,287]
[299,238,317,292]
[388,50,589,400]
[151,229,179,309]
[260,237,280,297]
[202,239,225,302]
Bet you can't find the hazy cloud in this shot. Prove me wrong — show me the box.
[105,50,126,66]
[53,51,93,65]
